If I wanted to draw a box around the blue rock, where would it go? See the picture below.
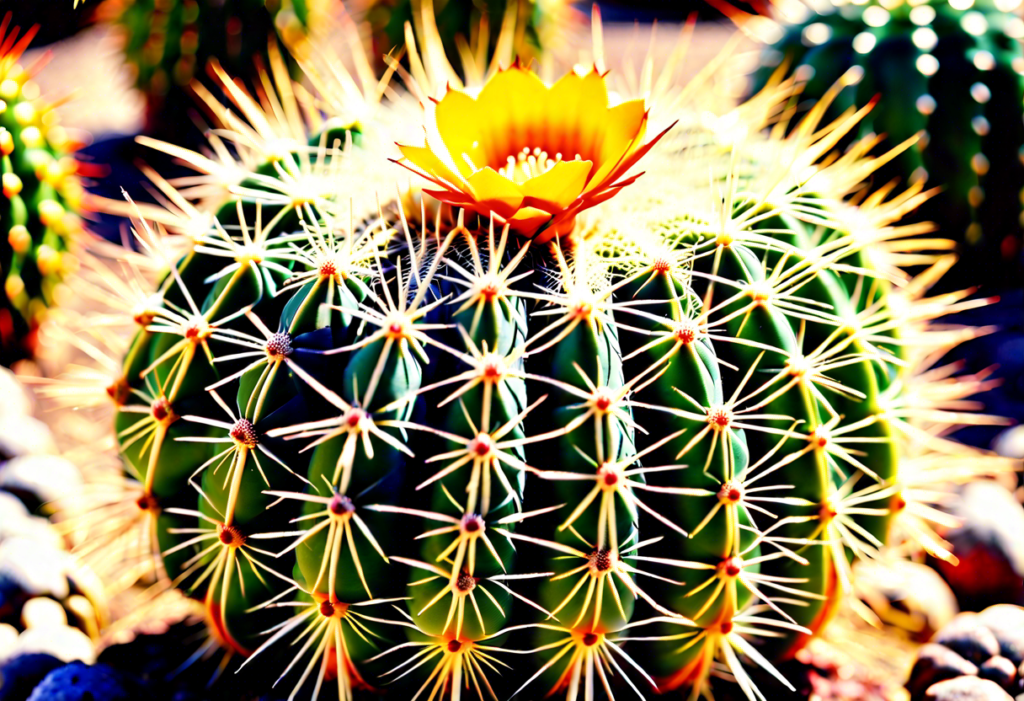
[25,662,139,701]
[0,654,63,701]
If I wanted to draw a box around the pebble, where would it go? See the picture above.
[909,643,980,697]
[935,614,1002,664]
[25,661,137,701]
[925,677,1014,700]
[0,456,81,506]
[979,657,1017,688]
[978,605,1024,665]
[0,653,63,701]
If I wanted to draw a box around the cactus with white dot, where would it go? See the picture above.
[752,0,1024,284]
[0,25,82,362]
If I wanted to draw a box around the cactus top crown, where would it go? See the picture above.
[397,63,669,240]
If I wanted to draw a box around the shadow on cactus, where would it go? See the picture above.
[746,0,1024,289]
[49,8,1017,701]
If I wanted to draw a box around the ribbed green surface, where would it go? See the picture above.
[753,0,1024,284]
[105,119,915,697]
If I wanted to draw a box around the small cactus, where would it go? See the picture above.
[101,0,328,138]
[57,11,1013,701]
[750,0,1024,287]
[356,0,573,76]
[0,22,83,363]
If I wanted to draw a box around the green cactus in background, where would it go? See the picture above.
[56,12,1011,700]
[358,0,567,75]
[0,24,83,363]
[750,0,1024,288]
[100,0,326,138]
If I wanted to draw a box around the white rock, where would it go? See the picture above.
[0,455,82,504]
[0,369,32,419]
[0,538,70,599]
[0,415,56,460]
[14,625,95,664]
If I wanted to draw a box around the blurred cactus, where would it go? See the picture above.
[98,0,328,138]
[0,21,84,364]
[53,9,1016,701]
[355,0,575,75]
[750,0,1024,288]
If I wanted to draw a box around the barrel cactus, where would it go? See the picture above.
[99,0,328,138]
[56,12,1011,701]
[0,23,84,363]
[749,0,1024,287]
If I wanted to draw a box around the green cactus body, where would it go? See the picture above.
[753,0,1024,285]
[363,0,552,76]
[109,0,321,137]
[105,163,916,701]
[0,30,83,363]
[81,33,983,698]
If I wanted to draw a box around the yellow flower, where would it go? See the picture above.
[396,63,670,242]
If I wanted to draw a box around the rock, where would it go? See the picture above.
[855,559,959,641]
[910,643,980,698]
[13,627,94,666]
[936,614,1003,665]
[0,417,55,463]
[0,371,32,421]
[925,677,1014,700]
[993,425,1024,460]
[0,654,63,701]
[25,661,139,701]
[937,481,1024,608]
[978,605,1024,665]
[979,657,1017,689]
[0,457,81,509]
[0,539,72,601]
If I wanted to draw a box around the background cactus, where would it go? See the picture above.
[354,0,572,76]
[48,11,1013,701]
[0,23,84,364]
[749,0,1024,289]
[97,0,328,139]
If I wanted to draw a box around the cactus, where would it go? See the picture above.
[100,0,327,138]
[749,0,1024,287]
[55,11,1014,701]
[355,0,573,76]
[0,22,84,364]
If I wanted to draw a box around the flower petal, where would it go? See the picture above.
[397,144,467,190]
[433,90,488,178]
[465,167,525,220]
[474,68,550,165]
[508,206,555,235]
[520,159,593,213]
[587,100,649,191]
[547,69,610,162]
